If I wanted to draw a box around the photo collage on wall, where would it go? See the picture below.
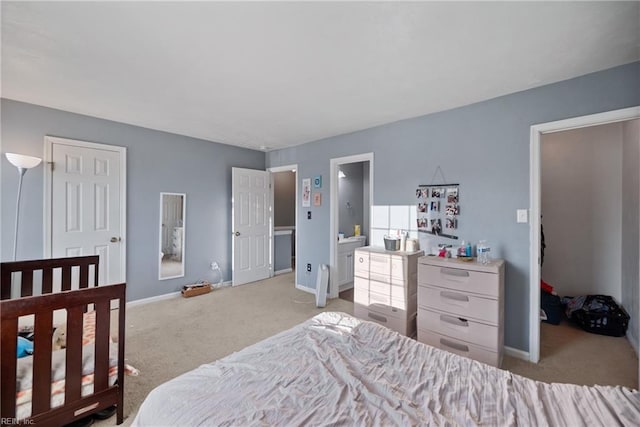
[416,184,460,240]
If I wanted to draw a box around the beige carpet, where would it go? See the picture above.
[504,320,638,389]
[98,273,637,426]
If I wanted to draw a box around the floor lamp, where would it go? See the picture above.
[6,153,42,261]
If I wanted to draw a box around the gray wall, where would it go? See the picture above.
[273,171,295,227]
[622,119,639,353]
[541,124,623,300]
[338,163,364,238]
[0,99,265,301]
[266,61,640,352]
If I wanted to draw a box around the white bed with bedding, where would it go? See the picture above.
[133,312,639,426]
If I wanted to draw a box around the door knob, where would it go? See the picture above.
[110,237,121,243]
[233,231,241,237]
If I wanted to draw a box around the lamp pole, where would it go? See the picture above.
[5,153,42,261]
[12,166,27,261]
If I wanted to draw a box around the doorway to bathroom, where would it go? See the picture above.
[269,165,297,278]
[329,153,373,300]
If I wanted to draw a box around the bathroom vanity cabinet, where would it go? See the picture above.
[336,236,366,289]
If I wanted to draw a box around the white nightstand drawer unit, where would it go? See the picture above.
[354,251,370,278]
[417,257,505,367]
[353,247,424,336]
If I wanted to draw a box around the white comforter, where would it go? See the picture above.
[133,312,639,426]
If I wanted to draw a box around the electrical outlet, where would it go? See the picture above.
[307,211,312,219]
[306,263,312,272]
[516,209,528,223]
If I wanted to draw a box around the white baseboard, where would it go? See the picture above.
[212,280,232,289]
[339,282,354,292]
[275,268,293,276]
[504,346,530,361]
[127,280,232,308]
[127,291,181,308]
[295,283,315,294]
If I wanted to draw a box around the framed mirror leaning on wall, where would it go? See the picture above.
[159,192,186,280]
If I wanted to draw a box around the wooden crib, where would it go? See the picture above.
[1,256,126,426]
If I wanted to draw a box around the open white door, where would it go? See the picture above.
[232,167,271,286]
[46,137,126,286]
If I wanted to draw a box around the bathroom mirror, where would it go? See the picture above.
[159,193,186,280]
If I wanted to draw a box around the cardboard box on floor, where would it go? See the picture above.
[181,282,212,298]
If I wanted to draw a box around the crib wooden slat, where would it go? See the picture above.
[1,268,13,299]
[65,306,84,402]
[32,311,54,414]
[93,262,99,287]
[20,269,34,297]
[42,267,53,294]
[79,263,89,289]
[0,316,18,418]
[62,266,72,291]
[94,302,110,392]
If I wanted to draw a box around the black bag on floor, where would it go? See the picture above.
[541,291,562,325]
[571,295,630,337]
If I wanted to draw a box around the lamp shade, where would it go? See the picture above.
[5,153,42,169]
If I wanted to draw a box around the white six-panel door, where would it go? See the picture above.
[49,139,125,286]
[232,167,271,286]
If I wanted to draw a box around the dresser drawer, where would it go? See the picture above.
[369,252,391,276]
[418,285,498,324]
[358,276,389,296]
[418,307,498,350]
[355,303,415,336]
[419,264,499,297]
[354,250,370,278]
[418,329,500,367]
[354,287,409,318]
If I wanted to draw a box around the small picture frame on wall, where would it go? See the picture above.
[313,192,322,206]
[302,178,311,207]
[314,175,322,188]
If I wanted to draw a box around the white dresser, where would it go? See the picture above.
[353,247,424,337]
[417,256,504,367]
[172,227,183,261]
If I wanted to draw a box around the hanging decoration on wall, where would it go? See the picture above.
[313,192,322,206]
[416,166,460,240]
[313,175,322,188]
[302,178,311,207]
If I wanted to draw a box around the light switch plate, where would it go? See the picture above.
[517,209,528,223]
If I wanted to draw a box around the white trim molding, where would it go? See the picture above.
[295,283,316,295]
[504,346,530,362]
[529,106,640,363]
[329,153,374,299]
[267,164,298,280]
[126,291,181,308]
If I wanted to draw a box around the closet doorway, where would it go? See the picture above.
[529,107,639,387]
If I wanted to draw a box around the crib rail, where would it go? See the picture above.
[1,283,126,426]
[1,256,100,300]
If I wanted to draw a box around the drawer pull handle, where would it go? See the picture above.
[359,257,364,263]
[368,312,387,323]
[440,268,470,278]
[440,291,469,302]
[440,338,469,353]
[441,314,469,327]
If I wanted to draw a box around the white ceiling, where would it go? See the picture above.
[2,2,639,151]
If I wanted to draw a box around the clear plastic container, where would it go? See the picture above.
[477,240,491,264]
